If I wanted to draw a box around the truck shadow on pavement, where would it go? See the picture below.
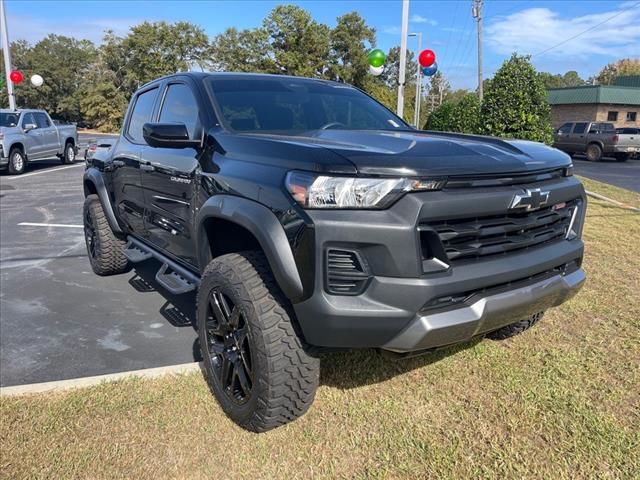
[126,259,203,362]
[126,259,482,389]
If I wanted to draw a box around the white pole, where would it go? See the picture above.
[414,33,422,127]
[0,0,15,109]
[396,0,410,118]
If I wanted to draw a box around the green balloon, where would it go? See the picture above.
[368,49,386,68]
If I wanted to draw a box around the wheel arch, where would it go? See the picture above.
[8,142,25,156]
[83,168,123,234]
[196,195,304,301]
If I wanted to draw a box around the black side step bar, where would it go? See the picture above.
[124,236,200,295]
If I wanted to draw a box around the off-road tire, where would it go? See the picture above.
[83,194,129,276]
[586,143,603,162]
[486,312,544,340]
[8,147,26,175]
[62,142,76,164]
[197,251,320,432]
[614,153,630,162]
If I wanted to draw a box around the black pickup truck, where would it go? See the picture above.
[83,72,586,432]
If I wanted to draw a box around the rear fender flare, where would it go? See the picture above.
[196,195,304,301]
[83,168,123,234]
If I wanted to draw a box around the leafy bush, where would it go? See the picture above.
[481,54,553,144]
[424,93,480,134]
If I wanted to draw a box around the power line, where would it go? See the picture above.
[533,1,640,57]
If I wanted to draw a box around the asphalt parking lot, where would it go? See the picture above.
[0,161,199,387]
[572,155,640,193]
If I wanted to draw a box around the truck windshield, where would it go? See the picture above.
[207,77,410,134]
[0,112,20,127]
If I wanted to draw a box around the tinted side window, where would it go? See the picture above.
[127,88,158,143]
[22,112,36,127]
[35,113,51,128]
[573,123,587,134]
[558,123,573,134]
[159,83,199,138]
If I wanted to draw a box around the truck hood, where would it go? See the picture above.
[251,130,571,177]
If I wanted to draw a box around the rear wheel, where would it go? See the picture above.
[586,143,603,162]
[62,142,76,164]
[8,148,26,175]
[486,312,544,340]
[83,194,129,276]
[197,251,319,432]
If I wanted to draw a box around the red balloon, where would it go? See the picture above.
[9,70,24,84]
[419,49,436,68]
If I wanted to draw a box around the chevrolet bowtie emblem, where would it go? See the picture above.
[510,188,550,211]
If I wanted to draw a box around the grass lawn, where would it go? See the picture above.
[1,178,638,479]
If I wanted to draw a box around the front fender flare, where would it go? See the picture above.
[83,168,123,234]
[196,196,304,301]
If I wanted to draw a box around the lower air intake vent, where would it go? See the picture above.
[326,249,370,295]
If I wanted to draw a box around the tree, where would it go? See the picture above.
[481,54,553,144]
[424,101,455,131]
[450,94,481,133]
[539,70,585,89]
[263,5,331,77]
[596,58,640,85]
[122,21,210,94]
[3,35,96,121]
[328,12,376,88]
[211,27,275,73]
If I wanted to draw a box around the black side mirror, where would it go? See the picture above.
[142,123,200,149]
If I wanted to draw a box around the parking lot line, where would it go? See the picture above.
[18,222,84,228]
[1,163,83,179]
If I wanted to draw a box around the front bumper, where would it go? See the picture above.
[383,268,584,352]
[291,176,586,351]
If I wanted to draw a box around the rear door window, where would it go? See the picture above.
[127,87,159,143]
[572,123,587,134]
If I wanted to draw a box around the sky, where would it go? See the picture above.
[4,0,640,90]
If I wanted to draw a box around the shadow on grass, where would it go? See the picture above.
[320,338,482,389]
[125,259,482,387]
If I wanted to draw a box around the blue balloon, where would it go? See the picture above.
[421,62,438,76]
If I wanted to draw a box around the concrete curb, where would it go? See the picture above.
[585,190,640,212]
[0,362,201,397]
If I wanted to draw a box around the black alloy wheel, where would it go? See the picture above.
[84,207,97,259]
[203,289,253,404]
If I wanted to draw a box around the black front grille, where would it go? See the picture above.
[425,200,579,262]
[326,249,370,295]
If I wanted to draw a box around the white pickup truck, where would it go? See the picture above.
[0,109,78,175]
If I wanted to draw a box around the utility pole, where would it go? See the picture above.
[409,32,422,128]
[0,0,16,109]
[396,0,410,118]
[472,0,483,102]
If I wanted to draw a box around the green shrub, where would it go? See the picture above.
[481,54,553,144]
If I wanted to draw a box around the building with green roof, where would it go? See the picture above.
[547,76,639,128]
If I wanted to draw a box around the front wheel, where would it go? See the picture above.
[62,142,76,164]
[8,148,26,175]
[197,251,320,432]
[486,312,544,340]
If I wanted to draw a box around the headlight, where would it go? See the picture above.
[285,171,446,209]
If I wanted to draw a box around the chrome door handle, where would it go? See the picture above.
[112,160,125,167]
[140,164,155,172]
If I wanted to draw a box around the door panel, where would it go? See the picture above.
[140,81,201,266]
[35,113,59,156]
[111,86,160,236]
[21,113,45,158]
[110,142,146,235]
